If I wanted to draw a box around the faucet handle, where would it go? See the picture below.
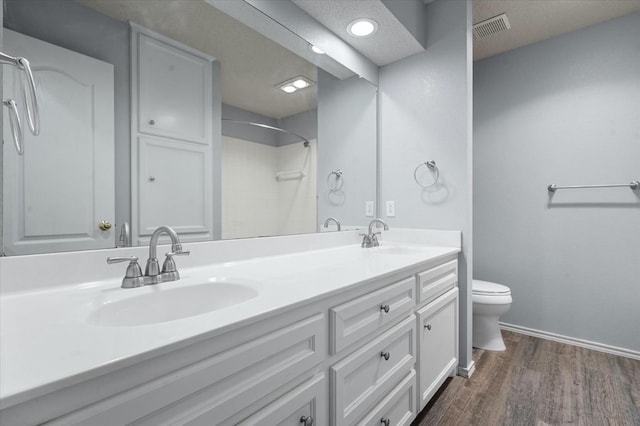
[162,249,190,274]
[107,256,145,288]
[166,249,190,258]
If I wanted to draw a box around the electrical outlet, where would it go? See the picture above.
[386,201,395,217]
[365,201,374,217]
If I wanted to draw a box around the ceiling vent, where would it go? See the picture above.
[473,13,511,40]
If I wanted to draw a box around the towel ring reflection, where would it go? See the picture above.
[3,99,23,155]
[414,161,439,188]
[327,170,344,191]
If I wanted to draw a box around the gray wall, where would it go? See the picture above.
[4,0,131,237]
[379,0,473,371]
[317,70,377,228]
[474,13,640,353]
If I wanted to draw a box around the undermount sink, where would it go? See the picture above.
[88,282,259,327]
[372,246,426,255]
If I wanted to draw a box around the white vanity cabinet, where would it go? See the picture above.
[130,23,214,245]
[415,260,459,411]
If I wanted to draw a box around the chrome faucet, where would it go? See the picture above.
[362,218,389,248]
[107,226,190,288]
[323,217,341,231]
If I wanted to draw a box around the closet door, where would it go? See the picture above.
[131,24,214,245]
[135,31,211,144]
[2,29,115,255]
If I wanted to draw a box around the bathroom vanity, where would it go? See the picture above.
[0,229,460,425]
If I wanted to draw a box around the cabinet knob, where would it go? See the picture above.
[380,351,390,361]
[300,415,314,426]
[149,119,155,125]
[381,418,390,426]
[99,220,112,231]
[380,304,390,313]
[425,323,432,331]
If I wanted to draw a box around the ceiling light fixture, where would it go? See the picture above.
[277,75,315,94]
[311,45,325,54]
[347,18,378,37]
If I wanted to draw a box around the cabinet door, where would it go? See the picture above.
[2,29,115,255]
[417,287,458,410]
[236,374,326,426]
[135,31,212,144]
[136,135,212,243]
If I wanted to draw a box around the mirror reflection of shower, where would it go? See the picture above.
[221,117,317,240]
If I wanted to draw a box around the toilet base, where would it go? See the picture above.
[473,314,506,351]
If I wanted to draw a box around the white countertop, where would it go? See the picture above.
[0,231,460,409]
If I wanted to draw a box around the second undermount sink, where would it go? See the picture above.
[88,282,258,327]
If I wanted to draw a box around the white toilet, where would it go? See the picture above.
[472,279,512,351]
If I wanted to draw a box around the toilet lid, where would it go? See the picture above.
[473,279,511,295]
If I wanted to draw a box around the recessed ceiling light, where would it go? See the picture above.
[277,75,315,94]
[347,18,378,37]
[311,45,325,54]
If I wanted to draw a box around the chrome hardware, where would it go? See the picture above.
[380,304,390,313]
[380,351,390,361]
[110,226,190,289]
[149,176,156,182]
[118,222,131,247]
[148,119,155,125]
[327,169,344,191]
[425,323,432,330]
[300,416,314,426]
[323,217,341,231]
[107,256,145,288]
[222,119,311,148]
[1,53,40,136]
[362,218,389,248]
[548,180,639,192]
[99,220,112,231]
[3,99,23,155]
[381,418,390,426]
[414,160,440,188]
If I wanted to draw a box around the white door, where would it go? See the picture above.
[2,29,115,255]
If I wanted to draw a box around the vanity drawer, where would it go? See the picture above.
[50,314,325,426]
[356,370,417,426]
[417,259,457,306]
[330,276,416,354]
[330,316,416,426]
[235,373,325,426]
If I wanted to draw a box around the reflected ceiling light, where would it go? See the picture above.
[347,18,378,37]
[311,45,325,54]
[277,75,315,94]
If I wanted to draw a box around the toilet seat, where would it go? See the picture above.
[473,279,511,296]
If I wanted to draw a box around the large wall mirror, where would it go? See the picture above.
[1,0,378,255]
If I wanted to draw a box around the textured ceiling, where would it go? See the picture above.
[291,0,424,66]
[79,0,317,119]
[473,0,640,61]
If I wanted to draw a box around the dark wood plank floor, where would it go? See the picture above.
[413,331,640,426]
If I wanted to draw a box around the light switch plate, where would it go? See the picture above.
[365,201,374,217]
[386,201,395,217]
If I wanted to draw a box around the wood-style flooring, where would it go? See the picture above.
[413,331,640,426]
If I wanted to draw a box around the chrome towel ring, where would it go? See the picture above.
[414,161,439,188]
[327,169,344,191]
[3,99,23,155]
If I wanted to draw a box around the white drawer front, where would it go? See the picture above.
[417,259,457,306]
[356,370,417,426]
[236,373,326,426]
[330,276,416,354]
[417,288,458,409]
[49,314,325,426]
[331,316,416,426]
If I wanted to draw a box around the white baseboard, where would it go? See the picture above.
[500,322,640,361]
[457,360,476,378]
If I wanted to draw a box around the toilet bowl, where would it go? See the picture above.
[472,279,512,351]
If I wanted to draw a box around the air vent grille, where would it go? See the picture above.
[473,13,511,40]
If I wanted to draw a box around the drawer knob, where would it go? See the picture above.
[380,351,390,361]
[380,304,390,313]
[425,323,432,331]
[149,119,155,125]
[300,415,314,426]
[381,418,390,426]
